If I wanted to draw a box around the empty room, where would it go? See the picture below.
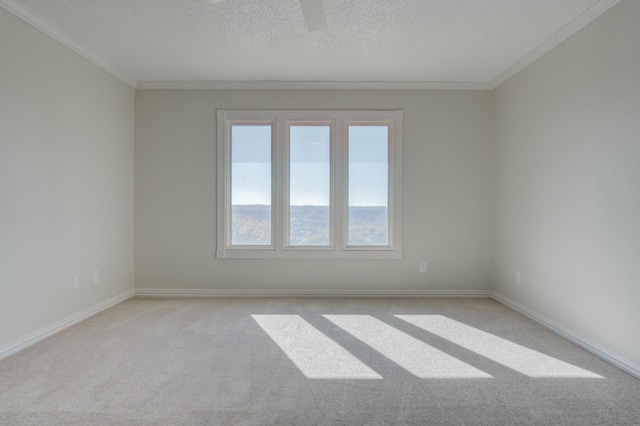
[1,0,639,424]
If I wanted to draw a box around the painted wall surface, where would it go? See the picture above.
[0,8,135,348]
[492,0,640,365]
[135,90,493,292]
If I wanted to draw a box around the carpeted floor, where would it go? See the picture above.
[0,297,638,425]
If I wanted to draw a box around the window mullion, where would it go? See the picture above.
[283,120,292,250]
[392,111,403,256]
[328,119,336,250]
[333,118,346,253]
[386,123,393,249]
[274,118,285,252]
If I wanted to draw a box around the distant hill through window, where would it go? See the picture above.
[231,205,388,246]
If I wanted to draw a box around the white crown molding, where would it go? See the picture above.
[491,291,640,380]
[0,0,136,88]
[0,289,135,361]
[136,288,491,298]
[2,0,622,92]
[489,0,623,89]
[135,80,493,91]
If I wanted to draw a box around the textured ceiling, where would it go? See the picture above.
[3,0,609,85]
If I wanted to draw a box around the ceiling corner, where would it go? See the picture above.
[488,0,623,90]
[0,0,136,88]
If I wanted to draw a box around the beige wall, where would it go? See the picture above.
[492,0,640,365]
[0,8,135,349]
[135,90,493,292]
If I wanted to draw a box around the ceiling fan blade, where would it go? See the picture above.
[299,0,327,32]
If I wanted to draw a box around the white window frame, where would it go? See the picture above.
[216,110,403,260]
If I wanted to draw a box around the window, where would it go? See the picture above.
[216,110,402,259]
[231,124,273,246]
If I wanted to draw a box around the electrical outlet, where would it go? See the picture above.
[419,261,427,273]
[93,270,100,284]
[72,274,79,291]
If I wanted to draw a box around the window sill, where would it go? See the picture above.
[216,249,402,260]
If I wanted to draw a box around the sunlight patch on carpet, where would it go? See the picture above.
[252,315,381,379]
[324,315,492,379]
[396,315,603,378]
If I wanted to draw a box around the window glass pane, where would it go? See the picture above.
[289,125,331,246]
[231,125,272,245]
[348,126,389,246]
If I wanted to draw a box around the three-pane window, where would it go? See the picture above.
[217,110,402,259]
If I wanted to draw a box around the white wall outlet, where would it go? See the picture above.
[72,274,79,291]
[93,270,100,284]
[419,261,427,273]
[515,271,521,285]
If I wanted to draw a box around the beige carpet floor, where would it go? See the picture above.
[0,297,639,425]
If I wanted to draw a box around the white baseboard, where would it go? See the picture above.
[491,291,640,380]
[0,289,135,361]
[136,288,491,298]
[6,287,636,381]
